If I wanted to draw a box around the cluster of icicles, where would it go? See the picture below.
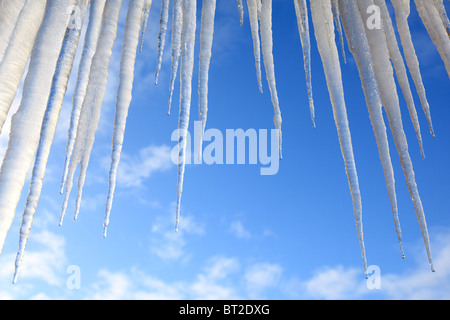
[0,0,448,283]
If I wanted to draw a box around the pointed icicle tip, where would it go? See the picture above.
[12,273,18,284]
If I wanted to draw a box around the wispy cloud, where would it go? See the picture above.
[299,230,450,300]
[229,220,251,239]
[150,210,205,261]
[244,263,283,298]
[116,144,173,188]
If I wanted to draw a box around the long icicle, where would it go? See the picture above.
[331,0,347,64]
[61,0,107,194]
[432,0,450,32]
[198,0,217,160]
[60,0,123,225]
[0,0,73,254]
[247,0,263,93]
[13,0,88,283]
[260,0,282,159]
[237,0,244,26]
[155,0,170,84]
[358,0,434,272]
[0,0,27,62]
[175,0,197,232]
[294,0,315,128]
[139,0,152,53]
[415,0,450,78]
[310,0,367,277]
[375,0,425,158]
[0,0,48,134]
[339,0,404,259]
[167,0,183,115]
[391,0,435,137]
[104,0,148,238]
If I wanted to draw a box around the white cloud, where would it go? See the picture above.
[303,265,367,299]
[86,256,242,300]
[116,144,173,188]
[189,256,241,300]
[301,230,450,300]
[150,212,205,261]
[244,263,283,298]
[0,229,69,300]
[229,220,251,239]
[11,230,67,286]
[89,269,133,300]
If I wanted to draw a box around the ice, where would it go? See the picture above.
[339,0,404,258]
[0,0,73,254]
[294,0,315,128]
[237,0,244,26]
[197,0,217,159]
[104,0,147,237]
[0,0,47,133]
[432,0,450,32]
[415,0,450,78]
[0,0,27,61]
[60,0,123,225]
[139,0,152,54]
[175,0,197,231]
[260,0,282,159]
[331,0,347,64]
[61,0,107,194]
[155,0,169,84]
[392,0,435,137]
[167,0,183,115]
[247,0,263,93]
[0,0,444,279]
[358,0,434,272]
[13,0,88,283]
[375,0,424,158]
[310,0,367,277]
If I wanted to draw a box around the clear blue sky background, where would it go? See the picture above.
[0,0,449,299]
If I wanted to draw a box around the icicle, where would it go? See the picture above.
[0,0,47,134]
[294,0,315,128]
[237,0,244,26]
[375,0,424,158]
[260,0,282,159]
[339,0,404,259]
[358,0,434,272]
[60,0,123,225]
[415,0,450,78]
[0,0,73,254]
[257,0,262,20]
[391,0,435,137]
[310,0,367,277]
[104,0,147,238]
[13,0,88,284]
[167,0,183,115]
[61,0,107,194]
[175,0,197,232]
[197,0,217,159]
[331,0,347,64]
[139,0,152,53]
[247,0,263,93]
[155,0,169,84]
[432,0,450,32]
[0,0,26,62]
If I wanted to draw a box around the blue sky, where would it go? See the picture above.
[0,0,450,299]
